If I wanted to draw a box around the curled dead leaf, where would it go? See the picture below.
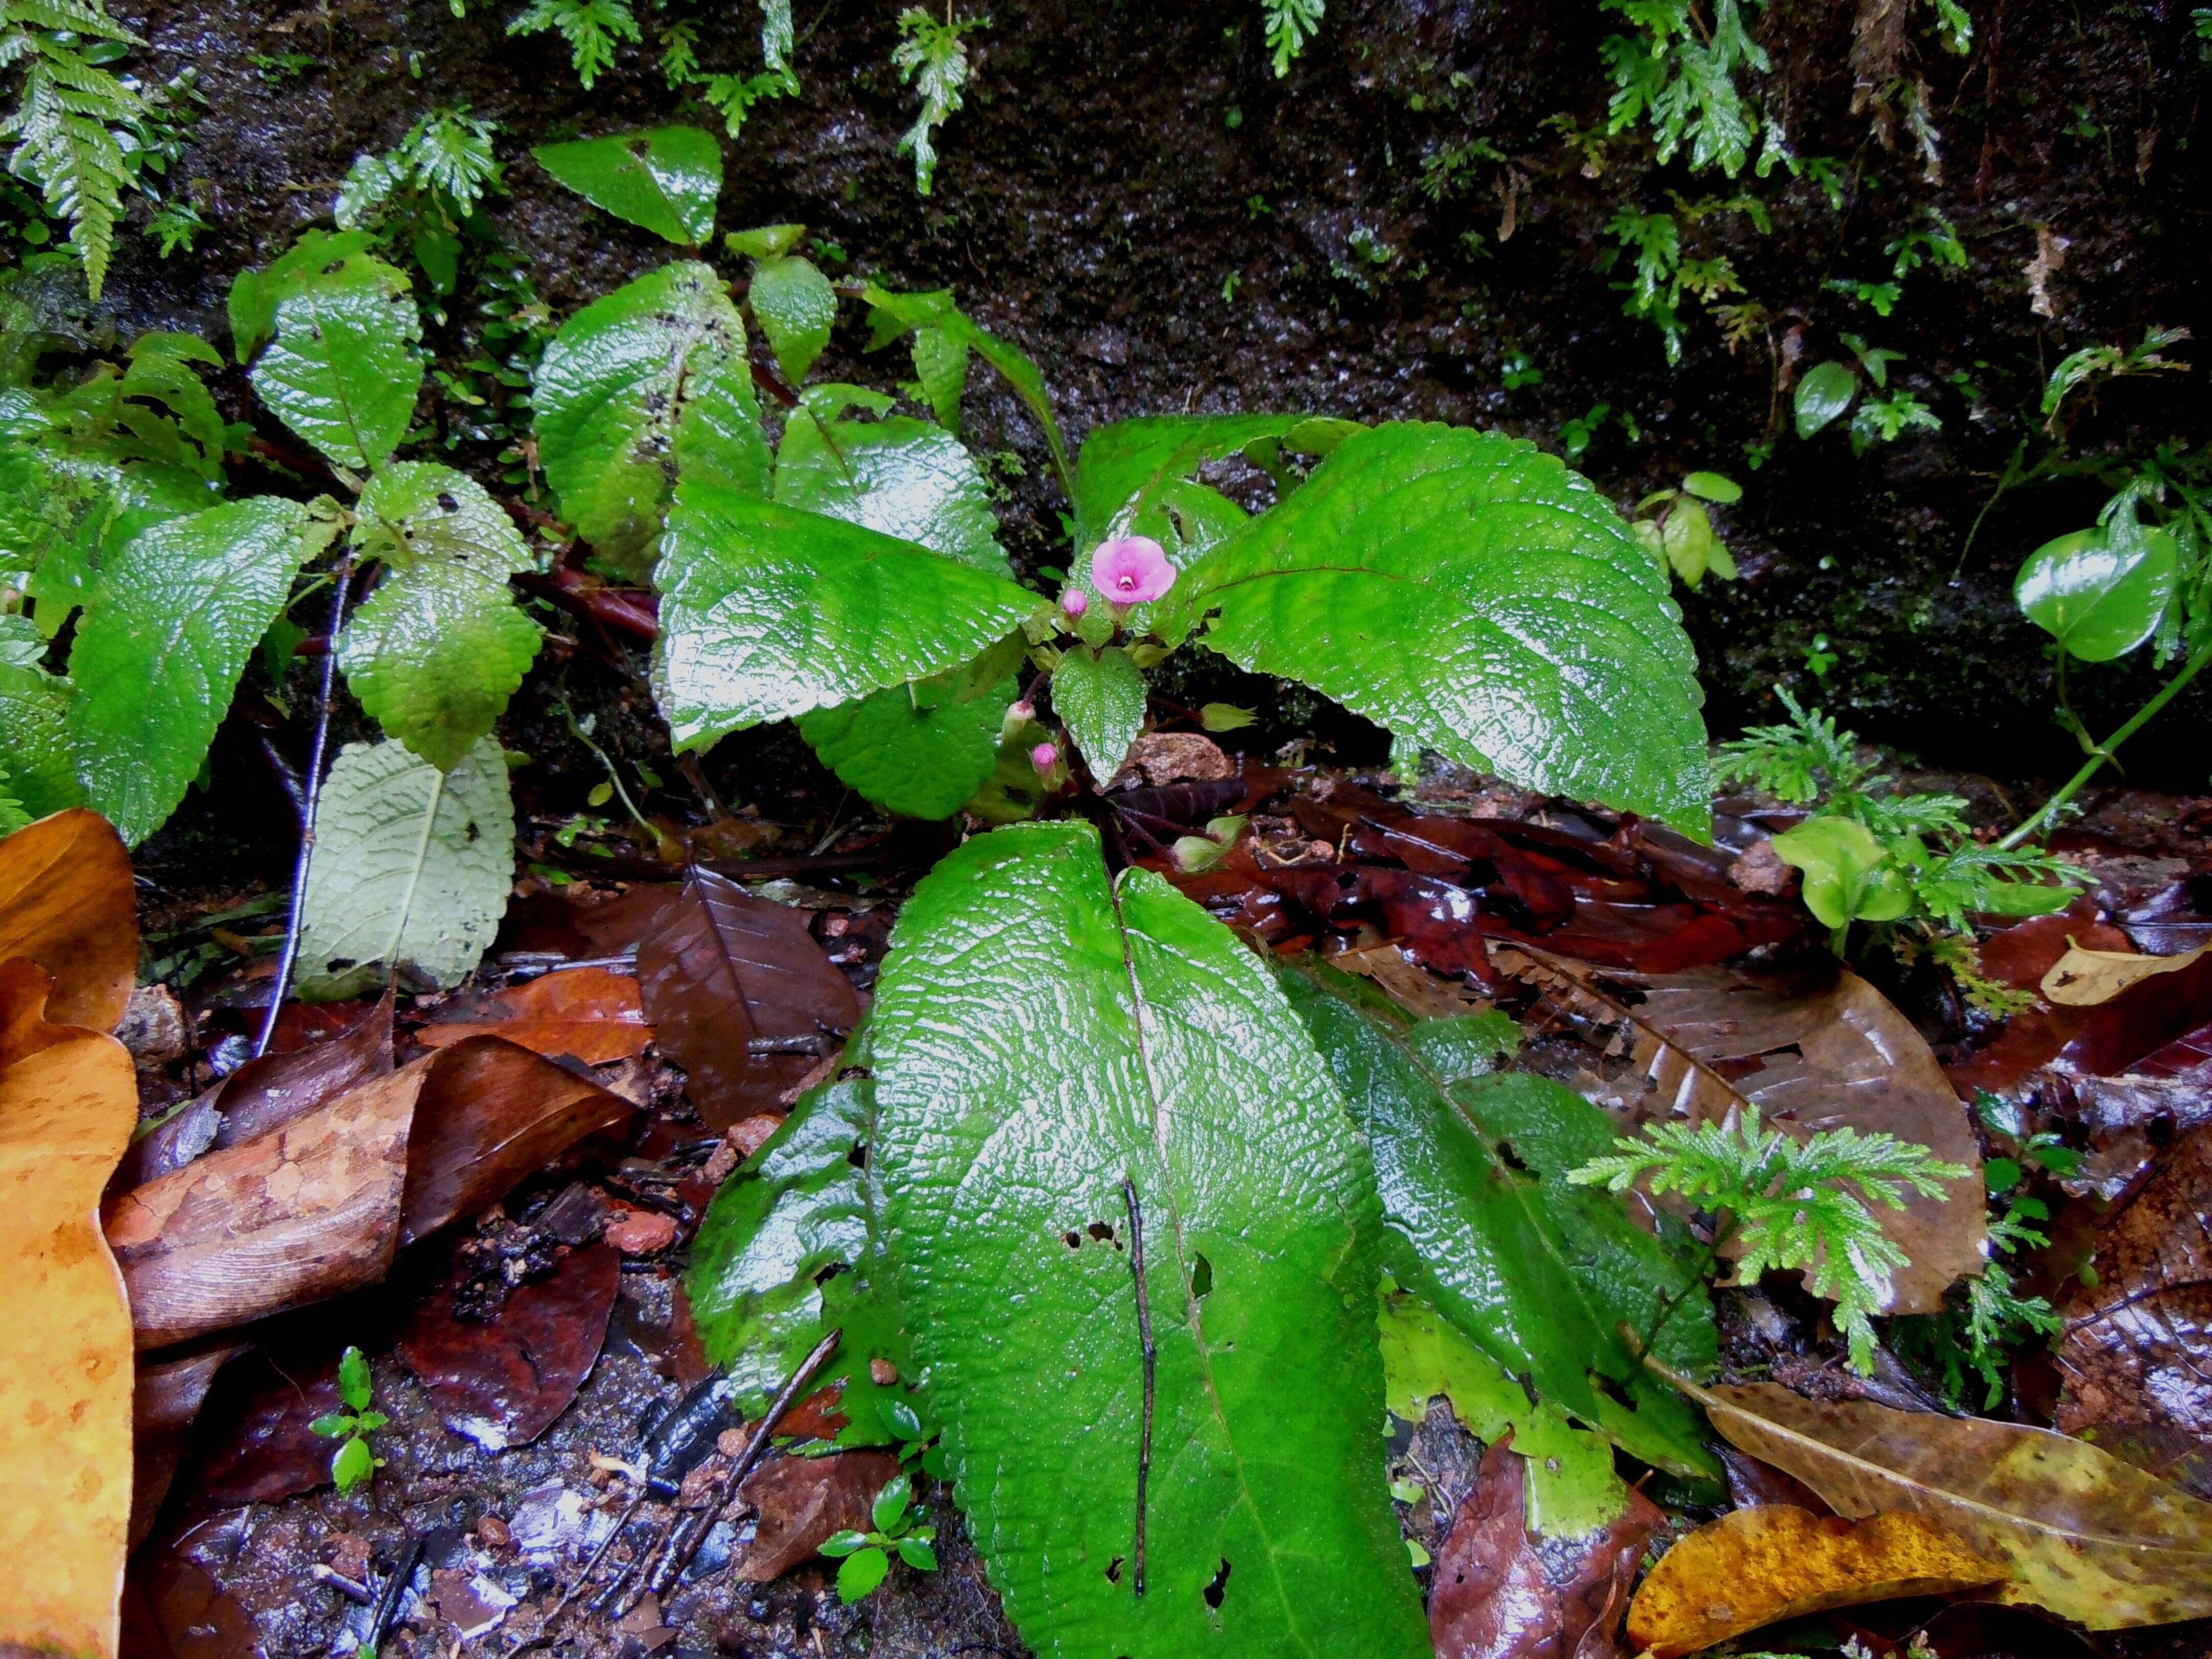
[0,957,139,1659]
[417,965,653,1063]
[1627,1504,2006,1657]
[0,808,139,1030]
[2043,940,2210,1007]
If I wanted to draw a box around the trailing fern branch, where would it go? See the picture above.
[891,6,987,197]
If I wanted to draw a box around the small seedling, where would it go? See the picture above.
[309,1346,389,1493]
[821,1473,939,1602]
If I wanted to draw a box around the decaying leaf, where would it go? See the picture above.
[1627,1504,2006,1657]
[0,958,139,1659]
[1652,1359,2212,1629]
[733,1449,904,1581]
[1429,1435,1662,1659]
[636,868,863,1130]
[1517,950,1983,1312]
[130,1347,243,1551]
[417,965,652,1062]
[0,807,140,1030]
[2043,940,2210,1007]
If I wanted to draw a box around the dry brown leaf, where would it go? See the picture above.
[1627,1505,2006,1657]
[1651,1358,2212,1629]
[1331,941,1498,1021]
[733,1449,903,1581]
[129,1347,243,1551]
[417,965,653,1063]
[0,808,139,1030]
[0,957,139,1659]
[2043,941,2210,1007]
[1513,950,1984,1312]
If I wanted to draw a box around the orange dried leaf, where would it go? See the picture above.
[1627,1505,2006,1657]
[0,958,139,1659]
[416,965,652,1062]
[0,809,139,1031]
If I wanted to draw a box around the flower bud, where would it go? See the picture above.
[1061,589,1089,619]
[1031,741,1059,772]
[1009,699,1035,723]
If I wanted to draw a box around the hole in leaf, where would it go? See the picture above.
[1495,1140,1532,1174]
[1064,1230,1083,1249]
[1190,1254,1214,1299]
[847,1144,867,1168]
[1203,1558,1231,1608]
[1105,1556,1124,1584]
[1087,1221,1116,1243]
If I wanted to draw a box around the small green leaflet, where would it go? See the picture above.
[351,460,533,573]
[296,736,515,997]
[1794,360,1857,439]
[651,485,1038,753]
[2015,524,2180,663]
[533,261,767,573]
[243,243,422,471]
[1050,644,1145,781]
[748,254,838,383]
[861,286,1070,493]
[796,675,1014,820]
[68,497,341,845]
[1162,421,1712,837]
[1272,960,1718,1478]
[531,126,723,247]
[685,1076,915,1442]
[868,821,1431,1659]
[774,386,1008,575]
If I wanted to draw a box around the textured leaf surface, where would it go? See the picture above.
[339,560,542,770]
[0,626,81,817]
[652,485,1037,752]
[1051,644,1146,781]
[534,261,767,571]
[1072,413,1311,550]
[296,737,515,997]
[1654,1362,2212,1630]
[861,286,1069,488]
[1164,423,1710,834]
[247,249,421,470]
[796,673,1013,819]
[69,497,338,844]
[1277,961,1716,1476]
[867,820,1430,1659]
[7,449,218,637]
[352,461,533,573]
[686,1078,912,1439]
[530,127,722,246]
[749,254,838,382]
[774,392,1008,574]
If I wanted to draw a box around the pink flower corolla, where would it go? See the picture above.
[1090,536,1177,605]
[1060,588,1089,619]
[1031,741,1059,772]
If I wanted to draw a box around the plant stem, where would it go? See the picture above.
[253,555,353,1058]
[1998,640,2212,849]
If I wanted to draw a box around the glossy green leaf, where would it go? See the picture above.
[338,1345,372,1410]
[898,1536,939,1570]
[0,619,80,817]
[820,1529,869,1558]
[531,126,722,246]
[1274,960,1717,1477]
[861,286,1069,491]
[774,389,1008,575]
[1657,497,1736,588]
[351,460,533,575]
[246,246,421,471]
[68,497,339,844]
[651,485,1038,753]
[836,1546,890,1603]
[9,452,217,637]
[226,229,378,364]
[1072,413,1313,552]
[868,820,1431,1659]
[339,561,541,771]
[725,222,806,259]
[796,673,1014,819]
[749,253,837,382]
[1051,643,1145,781]
[2014,525,2180,663]
[1680,470,1741,504]
[1165,422,1711,836]
[872,1473,912,1533]
[1770,815,1913,930]
[296,736,514,997]
[330,1435,374,1492]
[685,1077,913,1442]
[307,1412,352,1438]
[1794,360,1858,439]
[534,261,767,573]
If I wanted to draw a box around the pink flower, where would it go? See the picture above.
[1060,588,1089,619]
[1091,536,1177,605]
[1031,741,1059,772]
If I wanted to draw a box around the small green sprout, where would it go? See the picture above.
[309,1347,389,1493]
[821,1472,938,1602]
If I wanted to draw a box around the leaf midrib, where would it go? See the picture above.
[375,760,453,973]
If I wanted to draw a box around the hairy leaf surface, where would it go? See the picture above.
[1275,960,1716,1476]
[748,253,837,382]
[339,561,541,771]
[0,645,79,818]
[534,261,767,572]
[796,673,1013,819]
[1163,423,1710,834]
[652,485,1037,752]
[867,820,1430,1659]
[530,126,721,247]
[68,497,339,844]
[296,737,514,997]
[774,389,1008,574]
[246,247,421,471]
[1051,644,1145,781]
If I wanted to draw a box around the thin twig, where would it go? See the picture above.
[364,1533,423,1653]
[1120,1176,1155,1599]
[254,554,352,1058]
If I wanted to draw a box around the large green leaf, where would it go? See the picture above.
[9,451,217,637]
[68,497,339,844]
[338,463,541,769]
[796,672,1014,819]
[246,245,422,471]
[861,286,1070,492]
[651,485,1038,753]
[1051,643,1145,781]
[1073,413,1324,550]
[226,229,378,364]
[0,618,80,817]
[774,387,1009,575]
[748,253,837,382]
[296,735,515,997]
[534,261,768,573]
[2015,525,2180,663]
[531,127,722,247]
[686,1077,914,1442]
[867,820,1430,1659]
[1272,959,1718,1477]
[1164,422,1711,835]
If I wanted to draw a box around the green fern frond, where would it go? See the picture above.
[891,5,987,196]
[1260,0,1323,76]
[506,0,639,89]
